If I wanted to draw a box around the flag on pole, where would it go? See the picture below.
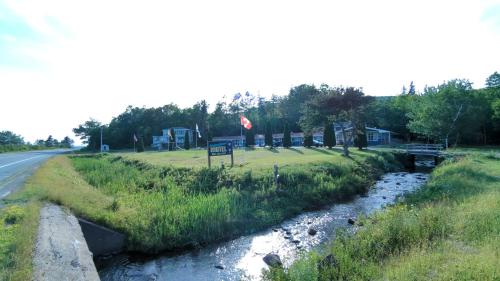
[240,115,252,130]
[133,134,138,142]
[167,129,172,139]
[233,92,242,101]
[195,124,202,138]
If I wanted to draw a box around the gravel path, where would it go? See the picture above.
[33,203,100,281]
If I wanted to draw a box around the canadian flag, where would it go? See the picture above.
[240,115,252,130]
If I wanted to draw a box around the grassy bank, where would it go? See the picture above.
[12,148,402,253]
[264,153,500,281]
[0,202,41,281]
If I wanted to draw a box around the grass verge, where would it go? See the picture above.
[11,148,402,254]
[0,201,41,281]
[263,154,500,281]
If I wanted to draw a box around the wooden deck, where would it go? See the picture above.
[406,144,443,156]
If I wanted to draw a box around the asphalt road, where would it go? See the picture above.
[0,149,69,202]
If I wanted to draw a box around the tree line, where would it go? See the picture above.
[74,72,500,151]
[0,131,74,153]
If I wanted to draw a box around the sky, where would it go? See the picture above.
[1,0,500,144]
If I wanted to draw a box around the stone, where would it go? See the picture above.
[263,253,282,267]
[347,218,356,225]
[308,228,317,236]
[292,239,300,244]
[318,254,337,270]
[215,265,224,270]
[382,196,387,199]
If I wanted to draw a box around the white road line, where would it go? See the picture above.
[0,155,44,169]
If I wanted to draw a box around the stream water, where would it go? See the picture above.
[98,167,430,281]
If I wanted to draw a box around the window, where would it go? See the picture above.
[367,132,375,141]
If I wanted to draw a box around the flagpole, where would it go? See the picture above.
[133,135,136,152]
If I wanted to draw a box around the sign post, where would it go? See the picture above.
[207,140,234,168]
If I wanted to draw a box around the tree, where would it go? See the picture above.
[323,123,335,148]
[353,126,367,150]
[407,79,472,148]
[492,99,500,128]
[280,84,320,132]
[486,71,500,88]
[60,136,74,148]
[283,123,291,148]
[304,134,313,148]
[184,130,190,150]
[265,120,273,147]
[245,128,255,147]
[170,128,176,150]
[73,119,102,151]
[137,137,145,152]
[408,81,416,95]
[300,86,372,156]
[0,131,24,145]
[45,135,54,147]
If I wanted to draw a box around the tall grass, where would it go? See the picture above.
[264,154,500,281]
[17,150,399,253]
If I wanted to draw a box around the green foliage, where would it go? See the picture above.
[303,134,313,148]
[73,119,102,150]
[63,150,397,253]
[0,203,41,281]
[283,123,291,148]
[170,128,176,150]
[485,71,500,88]
[406,79,483,146]
[266,154,500,281]
[137,137,145,152]
[265,120,273,147]
[353,127,367,150]
[0,131,24,145]
[245,127,255,146]
[323,123,335,148]
[184,130,190,150]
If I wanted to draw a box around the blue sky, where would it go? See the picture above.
[1,0,500,144]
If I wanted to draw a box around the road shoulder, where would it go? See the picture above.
[33,203,100,281]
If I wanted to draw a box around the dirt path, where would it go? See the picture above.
[33,203,100,281]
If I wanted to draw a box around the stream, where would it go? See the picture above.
[98,164,431,281]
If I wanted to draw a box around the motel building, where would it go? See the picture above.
[152,124,391,149]
[212,131,325,148]
[152,127,194,149]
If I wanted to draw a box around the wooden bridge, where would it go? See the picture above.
[406,144,443,156]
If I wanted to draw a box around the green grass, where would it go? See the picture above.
[264,154,500,281]
[117,147,379,172]
[12,148,402,253]
[0,202,41,281]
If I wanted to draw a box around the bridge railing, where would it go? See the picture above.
[406,143,444,154]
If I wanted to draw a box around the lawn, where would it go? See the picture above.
[264,153,500,281]
[117,147,378,172]
[9,147,403,254]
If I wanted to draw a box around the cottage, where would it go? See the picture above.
[334,123,391,146]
